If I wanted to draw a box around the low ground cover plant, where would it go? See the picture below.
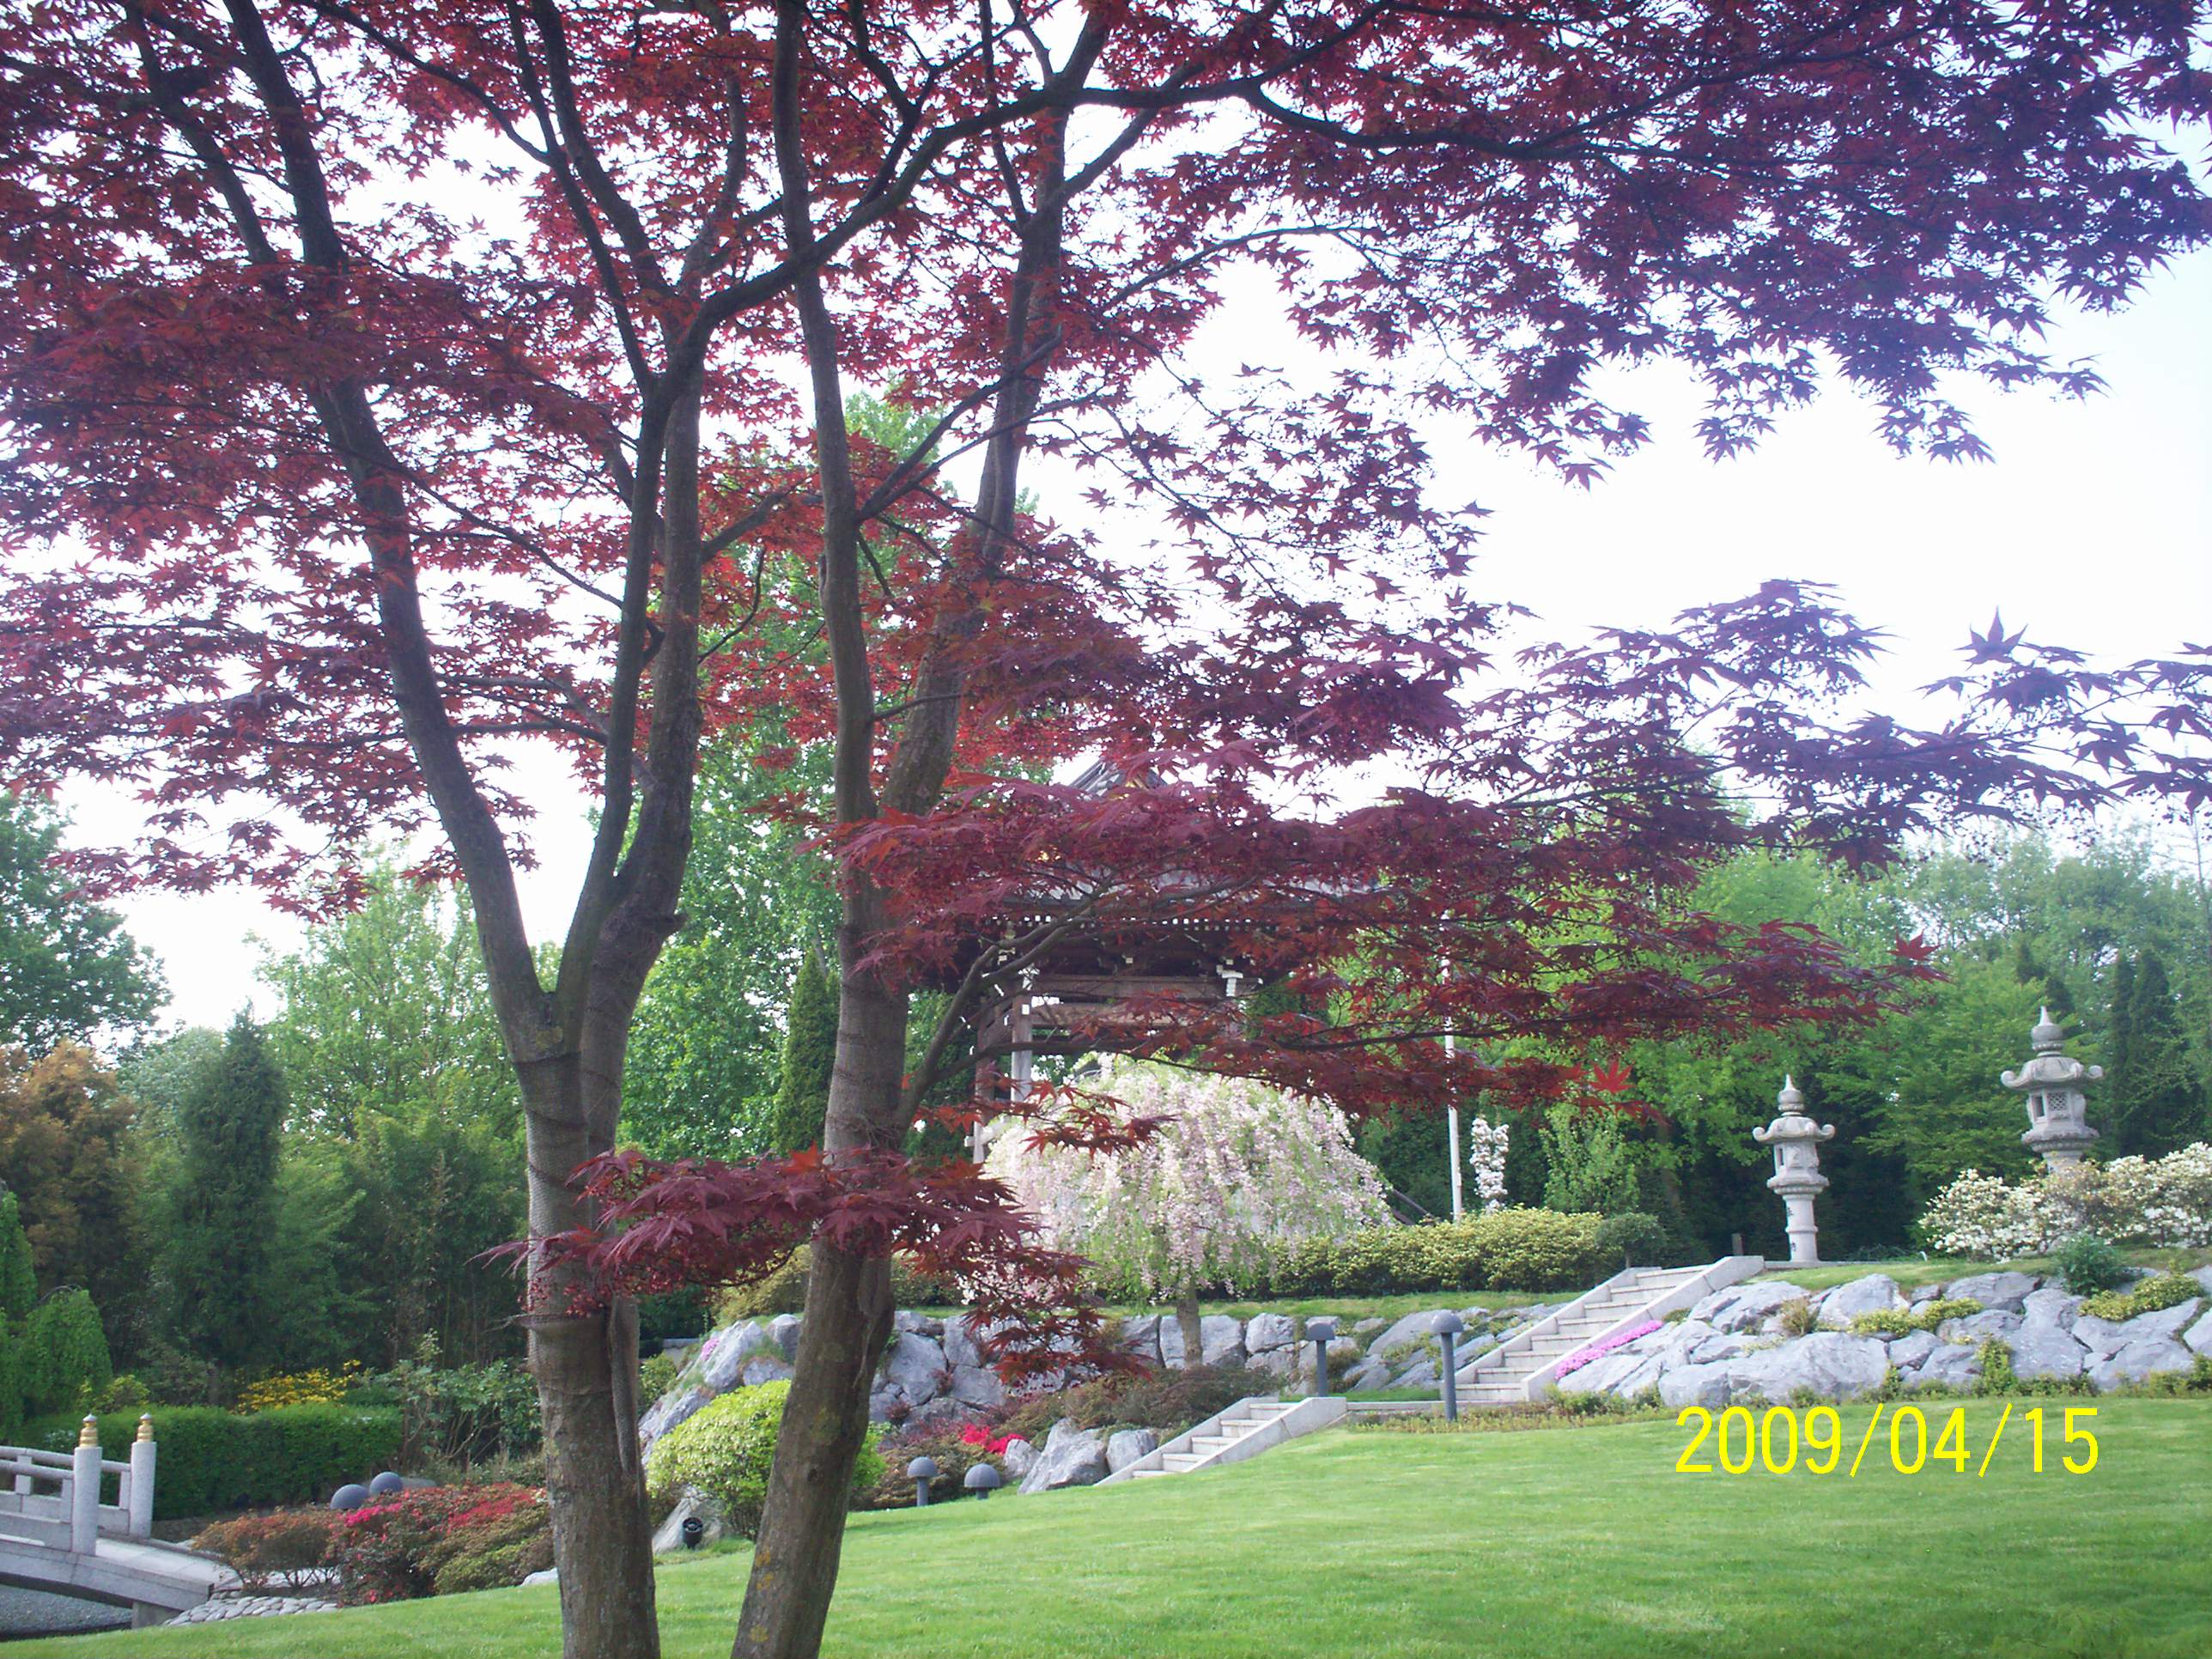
[1847,1298,1982,1337]
[2078,1273,2201,1322]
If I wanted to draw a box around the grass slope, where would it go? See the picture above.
[18,1398,2209,1659]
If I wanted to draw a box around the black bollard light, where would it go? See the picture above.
[1306,1317,1338,1397]
[963,1463,1003,1501]
[680,1516,705,1550]
[908,1455,940,1508]
[1430,1310,1466,1422]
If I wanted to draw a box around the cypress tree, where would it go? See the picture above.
[0,1192,33,1434]
[168,1014,287,1378]
[2114,952,2201,1156]
[23,1286,110,1414]
[765,950,838,1156]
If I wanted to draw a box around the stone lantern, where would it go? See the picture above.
[2002,1008,2101,1171]
[1753,1076,1835,1267]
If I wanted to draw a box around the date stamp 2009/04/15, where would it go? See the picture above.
[1674,1403,2099,1478]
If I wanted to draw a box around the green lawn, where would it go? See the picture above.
[20,1397,2210,1659]
[1747,1246,2210,1294]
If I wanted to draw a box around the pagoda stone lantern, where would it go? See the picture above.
[1753,1076,1835,1267]
[2002,1008,2101,1171]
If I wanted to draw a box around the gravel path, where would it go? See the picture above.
[0,1584,131,1640]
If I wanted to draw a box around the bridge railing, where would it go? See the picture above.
[0,1415,156,1553]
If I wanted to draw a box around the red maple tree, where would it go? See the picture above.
[3,4,2209,1657]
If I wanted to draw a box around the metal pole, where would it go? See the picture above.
[1446,1104,1464,1222]
[1440,1333,1459,1421]
[1311,1337,1328,1396]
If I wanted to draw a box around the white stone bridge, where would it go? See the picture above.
[0,1416,232,1627]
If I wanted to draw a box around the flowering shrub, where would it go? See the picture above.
[1556,1320,1660,1379]
[193,1508,346,1593]
[1919,1144,2212,1256]
[989,1059,1389,1301]
[235,1364,362,1413]
[336,1482,549,1604]
[1467,1115,1510,1210]
[957,1423,1018,1455]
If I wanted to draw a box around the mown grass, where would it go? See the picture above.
[18,1396,2209,1659]
[1747,1246,2209,1295]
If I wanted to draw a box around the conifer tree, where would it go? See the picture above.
[167,1015,286,1379]
[2112,952,2203,1156]
[0,1192,34,1434]
[765,951,838,1158]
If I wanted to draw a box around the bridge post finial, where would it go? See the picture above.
[76,1415,97,1448]
[136,1413,153,1443]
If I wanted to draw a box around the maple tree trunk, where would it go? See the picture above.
[732,918,907,1659]
[522,1054,661,1659]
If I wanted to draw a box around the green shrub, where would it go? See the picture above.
[1593,1212,1670,1268]
[1848,1297,1983,1338]
[350,1346,538,1468]
[1272,1209,1606,1295]
[1775,1297,1820,1338]
[2052,1234,2131,1294]
[647,1381,881,1538]
[640,1351,680,1408]
[23,1289,112,1416]
[2079,1273,2201,1322]
[192,1508,346,1593]
[33,1403,401,1519]
[1974,1338,2018,1395]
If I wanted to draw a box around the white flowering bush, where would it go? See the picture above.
[1467,1115,1510,1210]
[988,1059,1390,1301]
[1920,1143,2212,1256]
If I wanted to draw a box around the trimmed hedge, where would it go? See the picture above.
[1270,1208,1608,1296]
[27,1403,401,1520]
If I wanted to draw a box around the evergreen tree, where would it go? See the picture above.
[764,951,837,1157]
[0,1192,34,1322]
[166,1015,286,1379]
[2112,951,2203,1155]
[22,1286,109,1415]
[1357,1107,1453,1219]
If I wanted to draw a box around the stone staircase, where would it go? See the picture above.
[1099,1393,1348,1485]
[1455,1256,1764,1407]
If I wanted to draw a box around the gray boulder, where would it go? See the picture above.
[1118,1316,1161,1364]
[1907,1342,1981,1392]
[2090,1339,2196,1391]
[2118,1297,2205,1344]
[1725,1332,1889,1403]
[1341,1357,1391,1392]
[1352,1316,1387,1337]
[893,1310,944,1338]
[1157,1319,1188,1369]
[1689,1281,1808,1334]
[1000,1437,1037,1480]
[1559,1349,1662,1401]
[1104,1429,1158,1474]
[1017,1419,1109,1494]
[650,1486,725,1555]
[1886,1332,1939,1372]
[1818,1274,1906,1322]
[522,1568,559,1588]
[638,1387,710,1454]
[1245,1312,1295,1354]
[698,1321,769,1392]
[766,1314,803,1360]
[1367,1310,1449,1364]
[1390,1354,1439,1389]
[949,1364,1006,1410]
[1658,1362,1731,1409]
[1247,1346,1297,1378]
[2020,1287,2081,1328]
[881,1331,945,1404]
[942,1316,983,1370]
[1944,1271,2038,1311]
[2191,1267,2212,1297]
[1936,1310,2022,1344]
[2006,1321,2087,1382]
[2185,1309,2212,1356]
[1200,1315,1247,1367]
[739,1356,793,1387]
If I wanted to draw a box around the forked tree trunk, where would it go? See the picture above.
[521,1053,660,1659]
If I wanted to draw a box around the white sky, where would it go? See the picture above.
[66,245,2212,1032]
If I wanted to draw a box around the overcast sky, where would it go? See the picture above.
[64,245,2211,1033]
